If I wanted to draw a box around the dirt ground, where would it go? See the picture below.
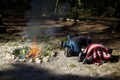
[0,19,120,80]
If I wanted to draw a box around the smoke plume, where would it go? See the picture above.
[22,0,62,41]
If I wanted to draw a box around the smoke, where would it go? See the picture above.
[21,0,71,41]
[21,0,62,41]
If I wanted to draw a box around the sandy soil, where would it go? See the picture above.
[0,19,120,80]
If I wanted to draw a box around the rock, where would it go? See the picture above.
[5,53,12,60]
[11,54,15,60]
[70,19,74,21]
[66,18,70,21]
[28,59,33,63]
[76,19,80,22]
[43,56,49,62]
[18,59,26,62]
[35,58,41,64]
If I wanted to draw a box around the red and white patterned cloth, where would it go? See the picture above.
[83,44,112,65]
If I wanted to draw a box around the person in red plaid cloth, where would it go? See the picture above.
[78,44,113,65]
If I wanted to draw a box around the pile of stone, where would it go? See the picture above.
[5,44,57,64]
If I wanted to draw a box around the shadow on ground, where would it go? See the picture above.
[110,55,120,63]
[0,63,119,80]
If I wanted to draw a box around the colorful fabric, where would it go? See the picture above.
[83,44,111,65]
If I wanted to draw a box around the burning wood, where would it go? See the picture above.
[26,37,41,59]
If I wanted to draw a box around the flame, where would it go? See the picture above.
[26,36,41,59]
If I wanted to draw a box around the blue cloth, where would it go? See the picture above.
[63,35,81,54]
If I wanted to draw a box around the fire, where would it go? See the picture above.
[26,36,41,59]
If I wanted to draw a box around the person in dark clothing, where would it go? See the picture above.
[60,35,92,56]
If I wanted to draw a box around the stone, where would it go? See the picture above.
[43,56,49,62]
[11,54,15,60]
[28,59,33,63]
[5,53,11,60]
[35,58,41,63]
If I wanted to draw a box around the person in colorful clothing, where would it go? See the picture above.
[78,44,113,65]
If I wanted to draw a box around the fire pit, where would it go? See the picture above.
[10,36,58,64]
[26,37,41,59]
